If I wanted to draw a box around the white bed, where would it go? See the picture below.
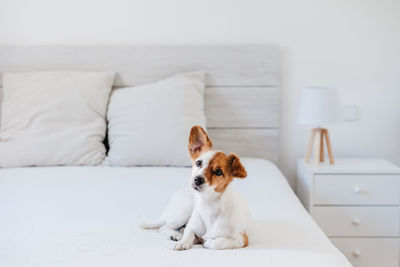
[0,158,351,267]
[0,45,351,266]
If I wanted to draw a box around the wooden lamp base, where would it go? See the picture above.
[305,128,334,166]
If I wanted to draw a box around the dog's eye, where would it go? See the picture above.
[196,160,202,167]
[215,169,223,176]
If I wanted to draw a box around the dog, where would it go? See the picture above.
[140,126,250,250]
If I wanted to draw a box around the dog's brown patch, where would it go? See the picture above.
[242,232,248,247]
[206,152,233,193]
[205,152,247,193]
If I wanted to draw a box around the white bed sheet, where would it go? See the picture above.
[0,158,351,267]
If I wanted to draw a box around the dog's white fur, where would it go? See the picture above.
[140,126,251,250]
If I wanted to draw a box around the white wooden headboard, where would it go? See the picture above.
[0,45,280,164]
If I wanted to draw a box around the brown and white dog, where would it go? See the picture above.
[140,126,250,250]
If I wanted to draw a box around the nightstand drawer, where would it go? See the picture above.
[314,206,399,237]
[314,175,400,205]
[330,238,399,267]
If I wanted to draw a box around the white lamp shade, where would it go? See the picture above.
[297,87,340,125]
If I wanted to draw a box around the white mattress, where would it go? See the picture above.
[0,158,351,267]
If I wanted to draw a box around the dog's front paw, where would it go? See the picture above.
[173,240,192,251]
[203,239,217,250]
[169,231,183,241]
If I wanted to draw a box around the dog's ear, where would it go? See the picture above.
[228,153,247,179]
[188,126,212,160]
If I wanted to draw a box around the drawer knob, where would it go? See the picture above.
[352,250,361,257]
[352,218,360,226]
[353,186,361,194]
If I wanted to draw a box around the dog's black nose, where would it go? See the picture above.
[194,176,205,186]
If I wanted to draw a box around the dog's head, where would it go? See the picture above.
[188,126,247,194]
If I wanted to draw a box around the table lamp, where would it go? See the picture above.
[298,87,340,165]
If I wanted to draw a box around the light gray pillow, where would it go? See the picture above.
[105,72,206,166]
[0,71,115,167]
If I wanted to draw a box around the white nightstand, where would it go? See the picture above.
[297,158,400,267]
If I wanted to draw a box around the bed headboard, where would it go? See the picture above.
[0,45,280,164]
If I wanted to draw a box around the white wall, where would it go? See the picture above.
[1,0,399,187]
